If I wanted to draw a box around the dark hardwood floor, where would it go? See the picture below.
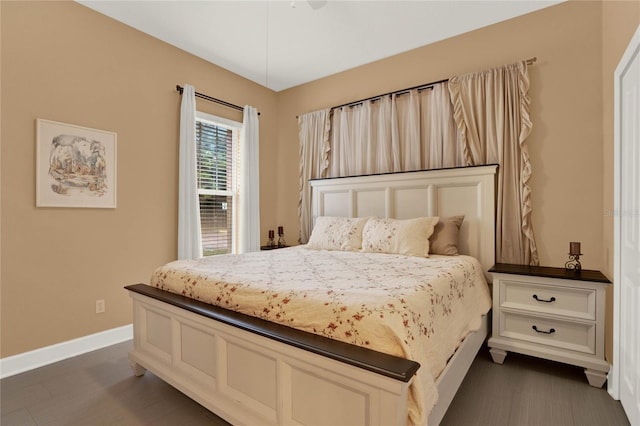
[441,347,629,426]
[0,341,629,425]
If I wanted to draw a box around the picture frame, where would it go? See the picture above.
[36,119,117,208]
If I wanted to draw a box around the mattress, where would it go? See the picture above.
[151,246,491,425]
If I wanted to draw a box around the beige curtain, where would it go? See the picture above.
[422,83,465,168]
[392,91,421,171]
[328,83,462,177]
[449,61,539,265]
[329,98,397,177]
[298,109,331,243]
[300,64,537,265]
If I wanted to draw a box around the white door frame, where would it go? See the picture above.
[610,23,640,400]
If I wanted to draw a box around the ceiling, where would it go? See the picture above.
[77,0,561,92]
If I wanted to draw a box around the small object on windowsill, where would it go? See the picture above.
[268,229,275,247]
[565,241,582,272]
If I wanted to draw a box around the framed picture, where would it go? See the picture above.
[36,119,117,208]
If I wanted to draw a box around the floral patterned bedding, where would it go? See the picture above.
[150,246,491,425]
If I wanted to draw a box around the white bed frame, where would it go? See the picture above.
[127,165,497,425]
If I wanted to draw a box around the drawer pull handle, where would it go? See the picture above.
[532,325,556,334]
[532,294,556,303]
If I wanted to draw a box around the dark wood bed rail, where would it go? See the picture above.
[125,284,420,382]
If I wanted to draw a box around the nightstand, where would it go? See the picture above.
[487,263,611,387]
[260,245,289,251]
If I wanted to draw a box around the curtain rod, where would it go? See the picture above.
[175,85,260,116]
[329,56,537,112]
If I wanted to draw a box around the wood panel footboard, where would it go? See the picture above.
[126,284,421,425]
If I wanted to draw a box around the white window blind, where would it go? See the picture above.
[195,112,240,256]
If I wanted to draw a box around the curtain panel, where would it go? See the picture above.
[178,84,203,260]
[328,83,462,178]
[298,109,331,243]
[298,61,538,266]
[449,61,538,265]
[239,106,261,253]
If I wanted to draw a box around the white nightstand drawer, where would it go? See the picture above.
[499,311,596,355]
[500,280,596,320]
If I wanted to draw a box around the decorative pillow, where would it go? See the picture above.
[361,217,439,257]
[306,216,370,251]
[429,215,465,255]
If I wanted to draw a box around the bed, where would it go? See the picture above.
[126,164,497,425]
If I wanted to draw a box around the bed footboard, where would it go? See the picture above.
[126,284,420,425]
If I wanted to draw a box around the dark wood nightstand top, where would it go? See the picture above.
[260,245,290,251]
[489,263,611,284]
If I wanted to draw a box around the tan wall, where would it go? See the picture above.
[0,1,278,357]
[277,1,605,269]
[276,1,638,363]
[601,1,640,362]
[2,0,638,363]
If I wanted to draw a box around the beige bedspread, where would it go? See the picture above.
[151,246,491,425]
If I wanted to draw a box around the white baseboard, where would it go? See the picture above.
[0,324,133,379]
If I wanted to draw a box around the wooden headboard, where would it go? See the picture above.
[310,165,497,280]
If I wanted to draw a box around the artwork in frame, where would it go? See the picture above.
[36,119,117,208]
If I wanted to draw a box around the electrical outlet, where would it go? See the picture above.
[95,299,105,314]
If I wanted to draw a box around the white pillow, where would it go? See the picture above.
[306,216,370,251]
[361,217,439,257]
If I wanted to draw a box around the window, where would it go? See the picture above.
[195,112,241,256]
